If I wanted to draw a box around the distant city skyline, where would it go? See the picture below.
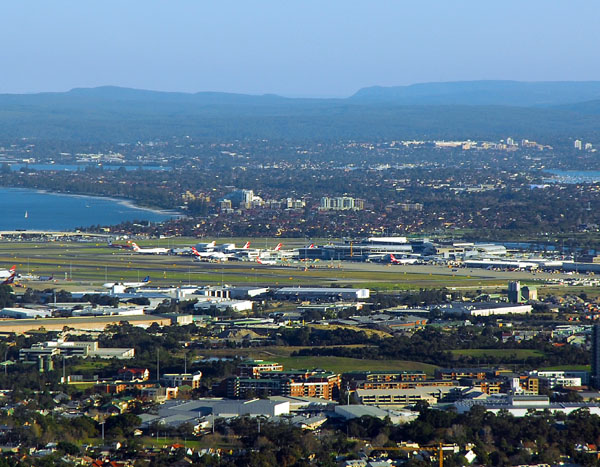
[1,1,599,97]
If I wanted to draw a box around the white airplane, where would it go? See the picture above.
[256,257,278,265]
[258,243,286,260]
[216,241,252,252]
[367,254,418,264]
[103,276,151,288]
[233,242,262,261]
[129,242,170,255]
[389,254,418,265]
[0,265,16,280]
[194,241,216,252]
[191,247,231,262]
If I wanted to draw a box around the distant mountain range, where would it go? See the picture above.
[2,81,600,142]
[350,80,600,107]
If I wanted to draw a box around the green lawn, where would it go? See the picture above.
[70,360,112,372]
[451,349,544,358]
[541,364,591,371]
[275,356,438,375]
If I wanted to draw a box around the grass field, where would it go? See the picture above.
[541,364,591,371]
[193,345,438,375]
[450,348,544,359]
[274,356,438,375]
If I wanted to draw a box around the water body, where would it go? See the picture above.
[543,170,600,184]
[0,187,176,231]
[4,163,170,172]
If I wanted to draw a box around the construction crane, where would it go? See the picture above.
[369,442,445,467]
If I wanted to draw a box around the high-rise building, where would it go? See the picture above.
[592,325,600,389]
[507,281,522,303]
[319,196,363,211]
[574,139,583,150]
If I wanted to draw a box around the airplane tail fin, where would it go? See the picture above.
[9,265,16,272]
[142,276,150,282]
[130,242,140,251]
[243,242,250,249]
[191,247,200,256]
[274,243,282,251]
[2,274,15,285]
[308,244,314,249]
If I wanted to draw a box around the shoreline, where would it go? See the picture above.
[0,186,184,218]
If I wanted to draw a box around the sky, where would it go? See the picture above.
[1,1,599,97]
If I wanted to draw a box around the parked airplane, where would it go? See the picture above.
[1,273,16,285]
[0,266,16,280]
[215,241,252,252]
[194,241,216,252]
[258,243,287,261]
[367,254,418,264]
[256,257,278,265]
[389,254,418,265]
[191,247,231,262]
[128,242,170,255]
[108,241,133,249]
[103,276,151,288]
[37,275,55,282]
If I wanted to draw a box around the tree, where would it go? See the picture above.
[0,285,15,308]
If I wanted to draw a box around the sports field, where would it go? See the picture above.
[192,344,438,375]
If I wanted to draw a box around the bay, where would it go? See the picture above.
[4,163,170,172]
[543,169,600,184]
[0,187,176,231]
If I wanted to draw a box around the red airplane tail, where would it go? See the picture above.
[2,274,15,285]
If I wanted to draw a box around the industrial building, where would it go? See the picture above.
[435,302,532,317]
[0,307,51,319]
[508,281,538,303]
[464,259,538,270]
[297,237,428,261]
[19,339,135,361]
[274,287,369,301]
[139,398,291,430]
[455,395,600,417]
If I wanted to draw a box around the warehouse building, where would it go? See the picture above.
[275,287,369,301]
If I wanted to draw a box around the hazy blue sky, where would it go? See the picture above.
[1,1,598,97]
